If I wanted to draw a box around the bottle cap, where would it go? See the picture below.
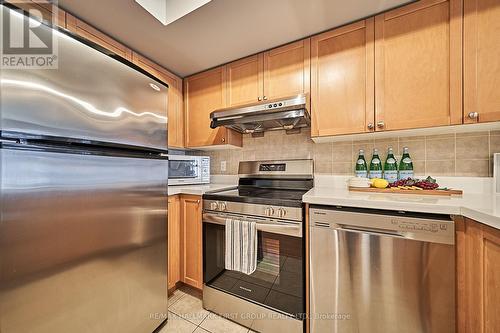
[359,149,364,154]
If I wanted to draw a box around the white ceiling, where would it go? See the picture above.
[59,0,413,77]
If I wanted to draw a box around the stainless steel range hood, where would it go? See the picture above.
[210,94,310,134]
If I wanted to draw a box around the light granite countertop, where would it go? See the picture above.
[303,176,500,230]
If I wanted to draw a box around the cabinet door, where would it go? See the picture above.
[181,195,202,289]
[6,0,66,28]
[463,218,500,332]
[464,0,500,124]
[132,52,184,148]
[66,14,133,61]
[227,54,264,107]
[184,67,242,148]
[311,19,375,137]
[167,195,181,290]
[263,39,311,100]
[374,0,462,131]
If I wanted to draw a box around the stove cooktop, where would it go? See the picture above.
[203,187,307,208]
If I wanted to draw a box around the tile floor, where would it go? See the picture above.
[159,286,253,333]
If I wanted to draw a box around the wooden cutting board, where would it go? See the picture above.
[349,187,463,196]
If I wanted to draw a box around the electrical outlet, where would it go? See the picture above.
[220,161,227,172]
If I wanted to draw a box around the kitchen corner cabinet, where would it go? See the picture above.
[6,0,66,28]
[181,195,203,289]
[167,195,181,290]
[184,66,242,148]
[374,0,463,131]
[311,19,375,137]
[457,218,500,333]
[131,52,184,148]
[66,14,133,61]
[263,38,311,100]
[463,0,500,124]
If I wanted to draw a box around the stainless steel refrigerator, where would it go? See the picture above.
[0,5,169,333]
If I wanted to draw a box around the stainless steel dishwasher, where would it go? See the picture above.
[309,206,455,333]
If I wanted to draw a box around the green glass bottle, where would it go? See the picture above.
[369,148,383,179]
[355,149,368,178]
[383,147,398,183]
[399,147,414,180]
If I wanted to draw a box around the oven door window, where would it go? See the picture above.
[203,222,304,318]
[168,160,198,179]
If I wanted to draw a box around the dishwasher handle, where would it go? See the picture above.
[336,224,406,239]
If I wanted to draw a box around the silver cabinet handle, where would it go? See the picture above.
[263,96,268,100]
[376,121,385,129]
[468,112,479,120]
[367,123,374,130]
[258,96,262,101]
[221,137,226,143]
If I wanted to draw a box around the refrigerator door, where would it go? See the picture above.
[0,145,168,333]
[0,6,168,150]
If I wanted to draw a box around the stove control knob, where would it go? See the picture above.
[264,207,275,217]
[218,202,227,211]
[210,202,219,211]
[277,208,287,218]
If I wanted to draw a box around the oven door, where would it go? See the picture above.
[203,212,304,318]
[168,157,200,185]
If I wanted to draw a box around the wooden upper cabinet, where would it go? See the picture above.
[184,66,242,148]
[66,14,133,61]
[311,19,375,137]
[463,0,500,124]
[263,38,311,100]
[181,195,203,289]
[374,0,462,131]
[227,54,264,107]
[131,52,184,148]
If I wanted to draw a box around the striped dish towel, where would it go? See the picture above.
[225,218,257,275]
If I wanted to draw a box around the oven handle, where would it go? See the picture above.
[202,213,303,238]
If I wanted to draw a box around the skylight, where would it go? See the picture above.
[135,0,212,26]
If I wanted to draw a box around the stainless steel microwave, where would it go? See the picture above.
[168,155,210,185]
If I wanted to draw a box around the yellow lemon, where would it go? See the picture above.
[371,178,389,189]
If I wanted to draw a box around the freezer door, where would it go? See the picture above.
[0,147,168,333]
[0,6,167,150]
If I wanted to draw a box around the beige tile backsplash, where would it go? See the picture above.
[204,129,499,177]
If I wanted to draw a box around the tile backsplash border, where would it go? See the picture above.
[201,129,500,177]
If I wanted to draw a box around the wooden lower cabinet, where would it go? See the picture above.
[167,195,181,290]
[457,217,500,333]
[180,195,203,289]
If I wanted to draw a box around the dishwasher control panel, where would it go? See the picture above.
[310,207,455,245]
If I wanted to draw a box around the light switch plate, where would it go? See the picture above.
[220,160,227,172]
